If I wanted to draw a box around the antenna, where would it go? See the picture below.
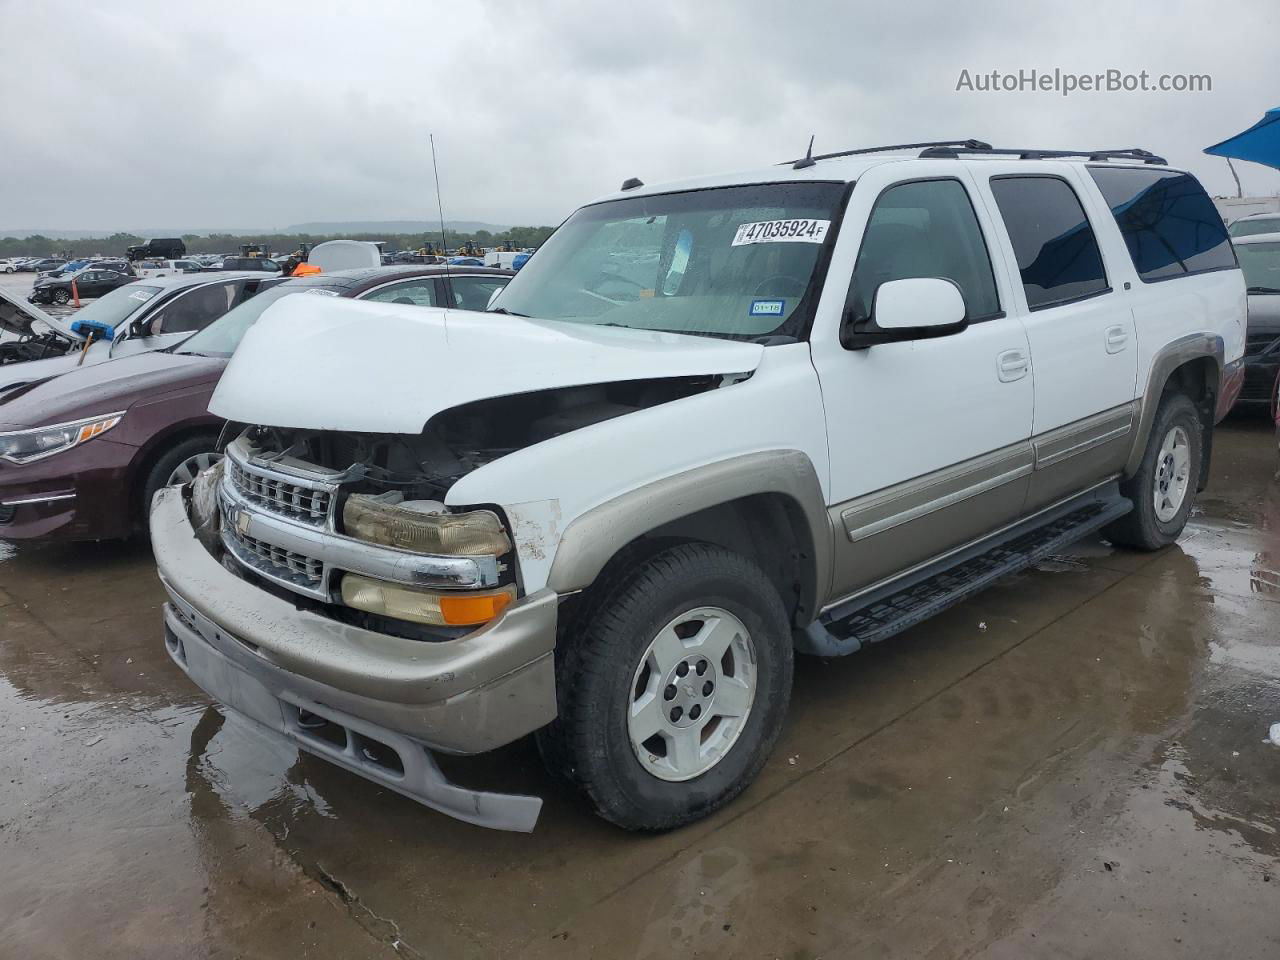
[429,133,451,285]
[793,135,816,170]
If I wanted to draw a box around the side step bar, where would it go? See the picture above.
[799,483,1132,657]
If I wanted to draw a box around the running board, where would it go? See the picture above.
[798,484,1132,657]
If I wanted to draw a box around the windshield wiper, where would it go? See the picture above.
[488,307,531,317]
[1247,286,1280,294]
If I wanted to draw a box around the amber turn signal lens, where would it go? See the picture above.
[341,574,516,627]
[437,589,515,626]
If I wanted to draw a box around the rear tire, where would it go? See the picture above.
[537,542,793,831]
[1105,392,1203,550]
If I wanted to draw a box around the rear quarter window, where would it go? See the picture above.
[1088,167,1236,282]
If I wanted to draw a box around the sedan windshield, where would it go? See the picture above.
[1229,217,1280,238]
[491,181,847,340]
[58,283,162,337]
[176,284,340,357]
[1237,241,1280,292]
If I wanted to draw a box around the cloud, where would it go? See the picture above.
[1,0,1277,232]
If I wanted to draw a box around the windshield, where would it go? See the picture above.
[57,283,162,337]
[177,284,337,357]
[1229,217,1280,238]
[1237,241,1280,291]
[491,181,847,340]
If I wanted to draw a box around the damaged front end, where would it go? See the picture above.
[0,286,75,366]
[153,422,564,831]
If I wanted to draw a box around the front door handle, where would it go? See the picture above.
[997,348,1029,383]
[1105,325,1129,354]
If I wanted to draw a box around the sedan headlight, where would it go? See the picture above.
[342,493,512,556]
[0,412,125,465]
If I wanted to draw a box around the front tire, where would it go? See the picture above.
[1106,392,1203,550]
[538,542,793,831]
[52,288,71,305]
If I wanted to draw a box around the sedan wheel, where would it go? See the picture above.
[52,289,71,305]
[167,451,222,487]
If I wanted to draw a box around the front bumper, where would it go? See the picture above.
[0,436,136,541]
[151,486,559,831]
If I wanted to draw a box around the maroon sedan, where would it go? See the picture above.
[0,266,512,541]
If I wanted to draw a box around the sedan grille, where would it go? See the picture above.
[228,456,332,526]
[1245,332,1280,357]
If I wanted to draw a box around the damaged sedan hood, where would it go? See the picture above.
[0,284,62,337]
[210,297,765,433]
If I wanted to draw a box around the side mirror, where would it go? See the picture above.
[841,277,968,349]
[129,319,146,338]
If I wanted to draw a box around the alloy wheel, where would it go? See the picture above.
[167,451,221,487]
[627,606,758,782]
[1153,425,1191,523]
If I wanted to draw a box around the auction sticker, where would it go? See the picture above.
[128,290,156,301]
[732,218,830,246]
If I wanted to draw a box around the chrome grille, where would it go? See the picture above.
[222,524,325,590]
[228,455,332,526]
[217,433,501,603]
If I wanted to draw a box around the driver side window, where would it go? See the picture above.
[849,179,1001,324]
[149,281,241,334]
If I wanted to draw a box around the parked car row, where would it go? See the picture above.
[0,265,513,539]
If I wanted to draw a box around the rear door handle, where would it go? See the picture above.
[997,348,1029,383]
[1105,325,1129,354]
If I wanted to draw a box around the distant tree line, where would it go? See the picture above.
[0,225,557,259]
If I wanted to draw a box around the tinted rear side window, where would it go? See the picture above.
[989,176,1109,310]
[1088,167,1235,281]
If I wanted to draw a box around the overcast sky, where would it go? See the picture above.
[2,0,1279,233]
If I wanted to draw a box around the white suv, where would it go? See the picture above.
[152,140,1245,832]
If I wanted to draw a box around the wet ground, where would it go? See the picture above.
[3,420,1280,959]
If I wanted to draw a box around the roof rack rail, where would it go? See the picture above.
[918,144,1167,164]
[788,140,992,169]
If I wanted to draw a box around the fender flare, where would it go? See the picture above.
[1124,332,1223,478]
[545,450,833,621]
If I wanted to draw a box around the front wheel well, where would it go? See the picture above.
[563,493,817,632]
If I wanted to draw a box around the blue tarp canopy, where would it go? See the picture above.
[1205,107,1280,169]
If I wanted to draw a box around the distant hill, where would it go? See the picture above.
[0,219,509,240]
[282,220,510,236]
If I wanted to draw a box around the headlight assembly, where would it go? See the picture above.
[0,412,125,465]
[342,493,512,557]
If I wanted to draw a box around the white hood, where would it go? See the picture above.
[210,296,765,433]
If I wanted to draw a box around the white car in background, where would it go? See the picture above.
[131,258,206,279]
[0,259,20,273]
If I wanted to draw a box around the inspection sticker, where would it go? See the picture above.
[732,218,830,246]
[750,299,785,317]
[128,290,156,301]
